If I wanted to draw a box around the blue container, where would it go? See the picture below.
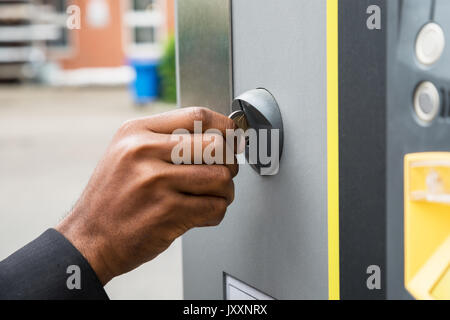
[129,59,159,104]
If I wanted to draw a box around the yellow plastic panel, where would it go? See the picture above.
[407,235,450,300]
[431,265,450,300]
[404,153,450,300]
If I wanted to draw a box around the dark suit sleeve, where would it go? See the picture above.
[0,229,108,300]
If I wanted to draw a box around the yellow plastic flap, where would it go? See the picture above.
[404,153,450,300]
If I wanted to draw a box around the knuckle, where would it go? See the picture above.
[196,196,229,228]
[162,194,179,215]
[118,119,139,134]
[114,133,159,162]
[228,162,239,177]
[208,166,231,188]
[142,164,169,189]
[145,170,165,187]
[233,163,239,176]
[151,189,178,219]
[115,136,144,160]
[189,107,210,124]
[211,199,228,225]
[218,165,232,183]
[229,180,235,203]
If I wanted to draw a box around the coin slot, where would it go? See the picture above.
[439,88,447,118]
[231,89,284,175]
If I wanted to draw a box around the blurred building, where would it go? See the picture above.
[0,0,175,85]
[0,1,59,81]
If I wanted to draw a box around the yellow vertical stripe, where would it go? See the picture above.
[327,0,340,300]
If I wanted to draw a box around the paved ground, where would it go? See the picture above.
[0,86,182,299]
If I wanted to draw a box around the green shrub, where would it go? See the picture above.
[158,36,177,103]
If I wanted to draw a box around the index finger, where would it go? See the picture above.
[138,107,236,136]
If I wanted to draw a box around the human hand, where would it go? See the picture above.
[56,107,238,285]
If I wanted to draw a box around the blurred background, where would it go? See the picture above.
[0,0,181,299]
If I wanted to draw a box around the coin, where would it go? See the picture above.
[229,110,249,131]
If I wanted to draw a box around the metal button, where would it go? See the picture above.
[416,23,445,66]
[413,81,440,123]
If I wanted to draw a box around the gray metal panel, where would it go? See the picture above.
[176,0,233,115]
[182,0,328,299]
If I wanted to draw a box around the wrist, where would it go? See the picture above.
[56,215,114,285]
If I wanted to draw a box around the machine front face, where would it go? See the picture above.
[178,0,450,300]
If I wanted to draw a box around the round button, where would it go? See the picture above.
[416,23,445,66]
[414,81,440,123]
